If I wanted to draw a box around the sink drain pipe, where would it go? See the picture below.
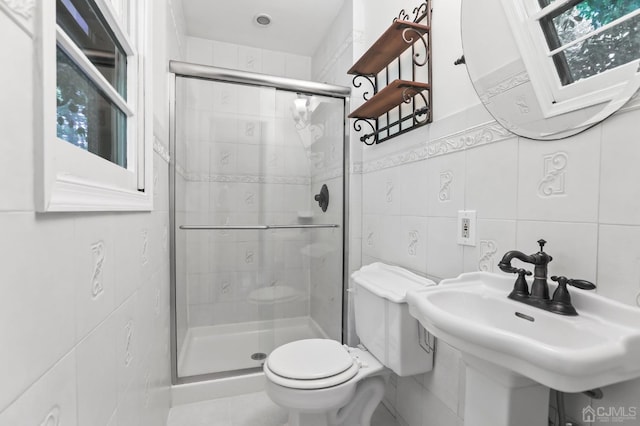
[553,388,603,426]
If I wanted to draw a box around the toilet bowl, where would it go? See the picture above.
[263,263,437,426]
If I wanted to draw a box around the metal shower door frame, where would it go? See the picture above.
[168,61,351,385]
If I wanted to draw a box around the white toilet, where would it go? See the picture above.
[263,262,436,426]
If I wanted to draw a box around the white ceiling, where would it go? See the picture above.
[180,0,346,56]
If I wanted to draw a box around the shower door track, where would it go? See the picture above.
[179,224,340,230]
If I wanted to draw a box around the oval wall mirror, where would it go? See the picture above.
[461,0,640,140]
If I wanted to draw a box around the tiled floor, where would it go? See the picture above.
[167,391,400,426]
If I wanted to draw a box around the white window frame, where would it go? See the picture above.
[35,0,153,212]
[501,0,640,119]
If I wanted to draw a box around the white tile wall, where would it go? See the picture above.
[349,0,640,424]
[185,37,311,81]
[517,126,602,223]
[0,1,176,424]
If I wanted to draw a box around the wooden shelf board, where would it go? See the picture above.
[348,80,430,119]
[348,20,430,76]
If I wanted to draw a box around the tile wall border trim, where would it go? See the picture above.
[183,173,311,185]
[355,120,514,174]
[353,89,640,176]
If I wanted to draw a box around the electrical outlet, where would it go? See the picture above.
[457,210,476,246]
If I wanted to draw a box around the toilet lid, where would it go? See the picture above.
[267,339,356,381]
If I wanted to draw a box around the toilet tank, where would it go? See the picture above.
[351,262,436,376]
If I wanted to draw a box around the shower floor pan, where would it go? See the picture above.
[178,316,328,377]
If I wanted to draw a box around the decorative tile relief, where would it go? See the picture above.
[124,320,134,367]
[478,240,498,272]
[477,71,530,104]
[219,280,232,295]
[245,250,255,264]
[312,166,343,182]
[91,241,106,299]
[220,90,232,107]
[220,150,232,168]
[356,121,515,176]
[245,122,256,137]
[268,152,279,168]
[141,229,149,265]
[245,53,258,71]
[408,230,419,256]
[515,96,530,114]
[153,137,171,163]
[366,228,375,247]
[244,191,255,206]
[439,171,453,202]
[185,173,310,185]
[40,405,60,426]
[426,123,514,159]
[0,0,35,36]
[309,152,325,170]
[386,180,394,203]
[538,151,568,197]
[361,144,429,174]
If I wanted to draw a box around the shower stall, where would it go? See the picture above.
[169,61,350,383]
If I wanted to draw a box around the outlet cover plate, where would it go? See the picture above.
[457,210,477,246]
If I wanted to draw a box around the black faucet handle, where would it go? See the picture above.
[549,276,576,315]
[551,275,596,290]
[569,279,596,290]
[508,268,532,299]
[517,268,532,277]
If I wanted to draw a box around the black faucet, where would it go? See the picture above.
[498,239,596,316]
[499,239,553,300]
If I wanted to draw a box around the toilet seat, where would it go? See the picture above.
[265,339,360,389]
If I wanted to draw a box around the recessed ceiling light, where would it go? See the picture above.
[255,13,272,26]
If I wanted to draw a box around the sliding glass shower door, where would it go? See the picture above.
[171,71,346,381]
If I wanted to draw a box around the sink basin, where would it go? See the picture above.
[406,272,640,393]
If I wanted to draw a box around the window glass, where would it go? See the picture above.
[57,47,127,168]
[538,0,640,84]
[56,0,127,98]
[552,13,640,83]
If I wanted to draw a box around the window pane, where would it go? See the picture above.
[57,46,127,168]
[552,13,640,84]
[56,0,127,98]
[542,0,640,48]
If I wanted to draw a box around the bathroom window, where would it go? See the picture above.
[36,0,152,211]
[502,0,640,117]
[537,0,640,85]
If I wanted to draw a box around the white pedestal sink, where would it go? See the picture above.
[406,272,640,426]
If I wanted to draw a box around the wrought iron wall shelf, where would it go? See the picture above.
[348,80,430,119]
[348,20,430,76]
[348,1,432,145]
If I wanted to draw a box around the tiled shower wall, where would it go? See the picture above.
[315,0,640,425]
[0,1,183,424]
